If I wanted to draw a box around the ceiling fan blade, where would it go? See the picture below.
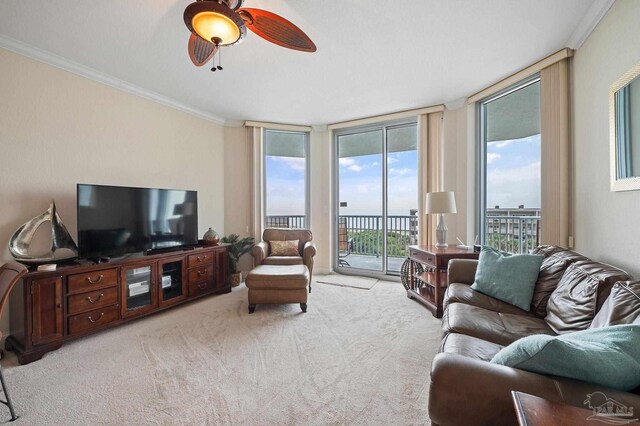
[238,8,316,53]
[188,33,218,67]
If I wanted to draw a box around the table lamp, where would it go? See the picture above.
[425,191,457,248]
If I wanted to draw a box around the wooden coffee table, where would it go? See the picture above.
[511,391,640,426]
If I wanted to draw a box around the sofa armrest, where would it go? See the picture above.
[429,352,640,426]
[447,259,478,285]
[251,241,269,266]
[303,241,317,277]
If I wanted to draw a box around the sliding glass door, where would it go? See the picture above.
[335,122,418,276]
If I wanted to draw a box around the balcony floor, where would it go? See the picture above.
[338,254,405,274]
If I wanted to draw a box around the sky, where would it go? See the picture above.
[486,134,541,209]
[264,132,540,217]
[265,149,419,217]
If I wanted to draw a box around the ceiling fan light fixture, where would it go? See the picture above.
[184,1,246,46]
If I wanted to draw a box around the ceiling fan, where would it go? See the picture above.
[184,0,317,72]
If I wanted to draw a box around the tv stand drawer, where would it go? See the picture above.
[68,268,118,294]
[188,265,215,283]
[68,305,119,335]
[188,251,214,268]
[68,287,118,315]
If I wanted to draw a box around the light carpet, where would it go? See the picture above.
[315,274,379,290]
[2,278,441,425]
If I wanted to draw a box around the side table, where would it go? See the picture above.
[407,245,479,318]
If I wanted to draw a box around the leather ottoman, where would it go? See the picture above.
[245,264,310,313]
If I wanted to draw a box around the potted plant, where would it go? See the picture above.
[221,233,255,286]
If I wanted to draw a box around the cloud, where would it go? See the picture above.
[490,140,513,149]
[389,167,414,176]
[489,134,540,149]
[387,157,399,164]
[272,156,306,171]
[486,161,541,208]
[339,157,363,172]
[487,153,501,164]
[357,184,375,194]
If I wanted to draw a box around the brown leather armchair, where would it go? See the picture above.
[251,228,317,281]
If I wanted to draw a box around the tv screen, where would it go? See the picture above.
[77,184,198,259]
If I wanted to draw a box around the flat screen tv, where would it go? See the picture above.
[77,184,198,259]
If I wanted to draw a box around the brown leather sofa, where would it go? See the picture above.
[429,245,640,426]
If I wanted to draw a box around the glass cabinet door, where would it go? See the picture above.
[159,258,186,306]
[122,263,157,318]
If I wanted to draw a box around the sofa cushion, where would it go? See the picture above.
[545,260,630,334]
[262,255,304,266]
[591,281,640,328]
[442,303,555,346]
[444,283,532,316]
[440,332,504,362]
[269,240,300,256]
[491,324,640,391]
[471,247,543,311]
[529,248,588,317]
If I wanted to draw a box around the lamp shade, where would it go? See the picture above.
[425,191,457,214]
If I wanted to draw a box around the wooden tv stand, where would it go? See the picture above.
[6,245,229,365]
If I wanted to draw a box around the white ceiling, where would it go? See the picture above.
[0,0,611,126]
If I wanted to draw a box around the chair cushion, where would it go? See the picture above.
[262,228,312,254]
[262,256,304,266]
[491,324,640,391]
[442,303,554,346]
[440,332,504,362]
[245,265,309,290]
[471,247,544,311]
[545,260,630,334]
[444,283,531,316]
[590,281,640,328]
[269,240,299,256]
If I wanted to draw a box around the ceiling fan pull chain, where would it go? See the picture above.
[217,47,223,71]
[210,53,217,72]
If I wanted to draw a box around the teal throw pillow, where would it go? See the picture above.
[491,324,640,391]
[470,247,543,311]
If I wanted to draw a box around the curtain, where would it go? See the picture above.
[615,86,633,178]
[540,59,571,247]
[418,112,443,246]
[247,126,264,242]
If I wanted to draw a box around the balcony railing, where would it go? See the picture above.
[484,215,541,254]
[266,214,418,259]
[265,215,306,229]
[265,213,541,258]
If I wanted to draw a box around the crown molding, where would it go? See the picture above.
[566,0,615,50]
[0,34,226,125]
[444,97,467,110]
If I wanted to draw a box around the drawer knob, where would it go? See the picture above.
[86,274,104,284]
[197,269,207,277]
[86,293,104,304]
[197,255,207,262]
[88,313,105,323]
[197,282,207,290]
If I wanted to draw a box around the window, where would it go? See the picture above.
[478,78,541,253]
[263,129,309,229]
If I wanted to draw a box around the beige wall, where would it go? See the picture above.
[573,0,640,277]
[0,48,225,335]
[309,129,332,274]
